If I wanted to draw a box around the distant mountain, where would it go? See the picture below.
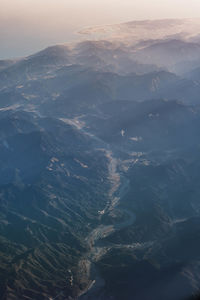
[87,99,200,149]
[133,39,200,73]
[0,45,71,89]
[73,40,161,74]
[0,59,15,71]
[185,65,200,81]
[79,19,200,44]
[40,69,200,117]
[1,56,200,119]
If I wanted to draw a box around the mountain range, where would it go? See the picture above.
[1,18,200,300]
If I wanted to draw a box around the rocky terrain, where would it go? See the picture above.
[1,18,200,300]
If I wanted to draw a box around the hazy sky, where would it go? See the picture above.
[1,0,200,59]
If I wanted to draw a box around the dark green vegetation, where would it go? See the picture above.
[1,24,200,299]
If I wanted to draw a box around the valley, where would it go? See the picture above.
[1,18,200,300]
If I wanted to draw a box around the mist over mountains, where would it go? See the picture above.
[1,19,200,300]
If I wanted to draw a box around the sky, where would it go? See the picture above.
[1,0,200,59]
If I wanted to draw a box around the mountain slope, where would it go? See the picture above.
[0,111,111,299]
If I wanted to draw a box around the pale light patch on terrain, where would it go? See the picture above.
[46,157,60,172]
[151,77,160,92]
[46,167,53,171]
[47,184,53,189]
[0,220,10,225]
[69,270,74,287]
[98,209,105,215]
[130,136,142,142]
[74,158,88,168]
[49,194,57,200]
[105,150,121,199]
[42,75,56,79]
[51,157,59,163]
[171,218,188,225]
[141,159,151,166]
[73,175,88,182]
[130,151,144,157]
[120,129,125,137]
[149,113,160,118]
[60,116,86,130]
[52,92,60,100]
[66,170,70,177]
[0,104,20,111]
[120,158,140,172]
[22,93,37,100]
